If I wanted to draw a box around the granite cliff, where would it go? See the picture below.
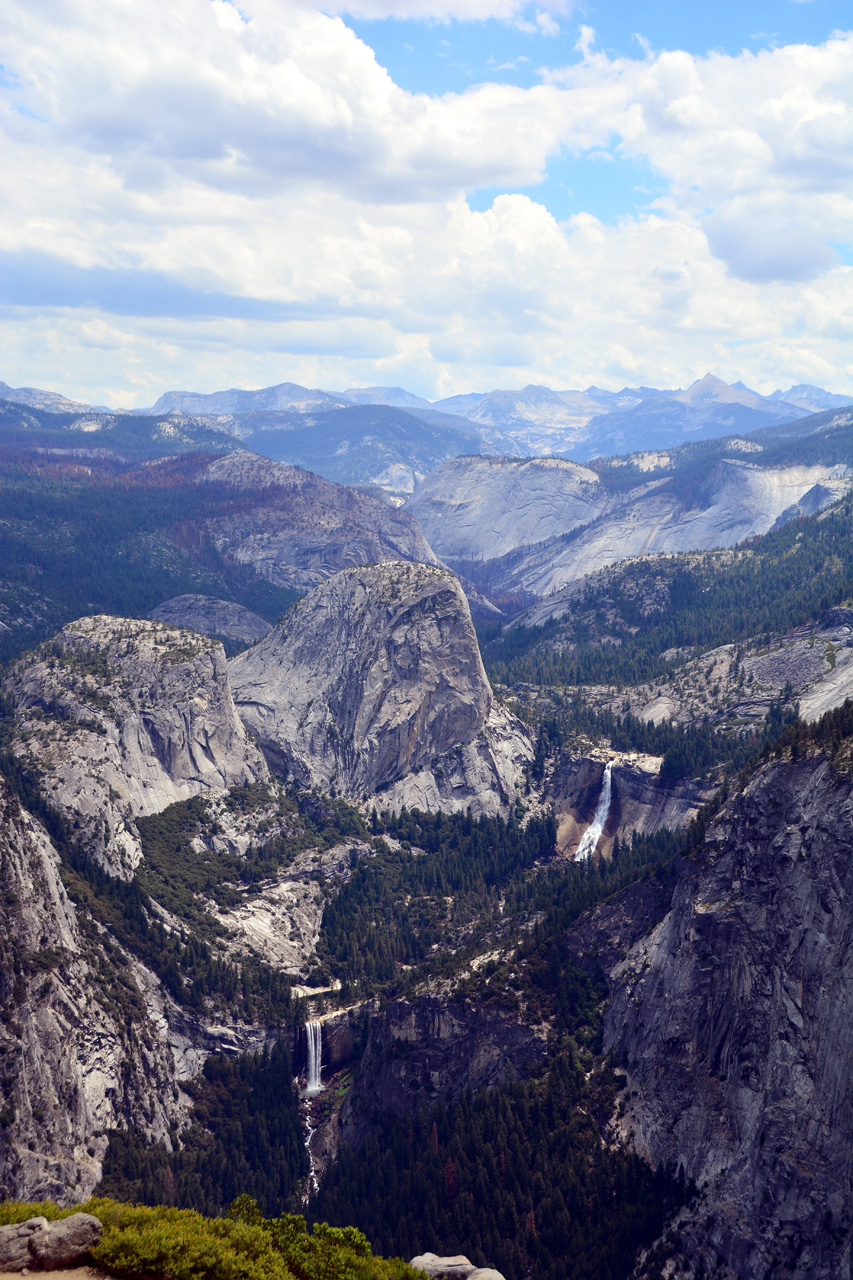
[548,752,716,857]
[601,753,852,1278]
[230,562,531,814]
[0,777,258,1204]
[407,455,851,597]
[3,616,267,877]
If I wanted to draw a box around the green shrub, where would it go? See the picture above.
[0,1197,417,1280]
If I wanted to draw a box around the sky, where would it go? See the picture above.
[0,0,851,407]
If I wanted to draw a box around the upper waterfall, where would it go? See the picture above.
[575,761,614,861]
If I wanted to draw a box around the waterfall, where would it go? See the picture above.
[305,1020,323,1097]
[575,761,614,862]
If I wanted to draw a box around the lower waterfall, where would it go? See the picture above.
[305,1020,323,1097]
[575,761,614,861]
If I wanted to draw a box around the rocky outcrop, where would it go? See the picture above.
[149,594,273,645]
[0,775,283,1204]
[215,839,375,976]
[408,456,851,597]
[409,1253,505,1280]
[195,451,440,592]
[4,615,267,876]
[603,754,853,1279]
[0,1213,102,1270]
[373,705,533,819]
[230,563,531,812]
[410,1254,478,1280]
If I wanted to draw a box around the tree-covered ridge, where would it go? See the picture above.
[482,494,853,688]
[0,454,299,664]
[526,697,798,784]
[588,405,853,495]
[0,398,243,460]
[318,810,556,995]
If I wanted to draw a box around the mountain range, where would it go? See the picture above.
[2,374,850,499]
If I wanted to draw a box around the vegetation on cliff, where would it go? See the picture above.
[314,1057,684,1280]
[98,1045,308,1216]
[0,454,298,663]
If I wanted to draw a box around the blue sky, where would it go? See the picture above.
[350,0,852,223]
[0,0,850,405]
[350,0,851,95]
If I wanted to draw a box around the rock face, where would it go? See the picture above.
[0,772,281,1204]
[338,995,548,1150]
[4,615,267,876]
[196,451,440,592]
[603,754,853,1279]
[407,456,851,597]
[149,594,273,645]
[0,781,174,1202]
[404,457,612,564]
[549,753,715,857]
[373,704,533,819]
[230,562,531,812]
[0,1213,103,1270]
[215,838,375,976]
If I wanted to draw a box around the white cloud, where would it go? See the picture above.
[316,0,573,23]
[0,0,850,404]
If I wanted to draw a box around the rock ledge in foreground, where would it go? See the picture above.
[0,1213,102,1271]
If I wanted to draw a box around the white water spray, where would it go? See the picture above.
[305,1020,323,1096]
[575,761,614,861]
[303,1110,319,1199]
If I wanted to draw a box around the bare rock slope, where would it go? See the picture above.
[407,455,851,596]
[0,781,182,1202]
[229,562,531,814]
[196,451,440,591]
[4,616,267,876]
[149,594,273,645]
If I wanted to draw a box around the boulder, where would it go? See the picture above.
[0,1218,49,1271]
[0,1213,102,1270]
[409,1254,476,1280]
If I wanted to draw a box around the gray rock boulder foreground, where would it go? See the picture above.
[149,594,273,645]
[229,562,531,813]
[410,1255,476,1280]
[0,1213,102,1270]
[409,1256,505,1280]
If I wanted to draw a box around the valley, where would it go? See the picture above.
[0,374,851,1280]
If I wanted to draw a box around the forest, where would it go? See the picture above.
[0,454,298,663]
